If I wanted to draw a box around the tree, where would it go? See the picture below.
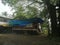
[28,0,60,36]
[56,0,60,36]
[42,0,60,36]
[2,12,8,16]
[2,0,40,20]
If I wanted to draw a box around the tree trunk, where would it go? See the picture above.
[58,3,60,36]
[44,0,57,36]
[49,4,57,36]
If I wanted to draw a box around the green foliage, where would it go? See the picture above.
[2,0,39,20]
[2,12,8,16]
[39,7,48,18]
[13,5,26,19]
[50,0,58,5]
[2,0,44,19]
[13,5,38,19]
[42,0,59,5]
[26,6,38,18]
[2,0,19,6]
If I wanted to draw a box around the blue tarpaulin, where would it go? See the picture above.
[9,18,44,27]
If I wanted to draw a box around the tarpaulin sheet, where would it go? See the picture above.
[9,18,44,27]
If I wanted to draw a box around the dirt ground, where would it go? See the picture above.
[0,33,60,45]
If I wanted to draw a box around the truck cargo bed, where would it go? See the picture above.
[12,27,37,31]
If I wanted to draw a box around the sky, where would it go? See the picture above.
[0,0,14,18]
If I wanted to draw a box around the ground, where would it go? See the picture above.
[0,33,60,45]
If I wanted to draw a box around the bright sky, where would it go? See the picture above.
[0,0,14,18]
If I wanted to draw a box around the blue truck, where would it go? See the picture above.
[0,18,44,34]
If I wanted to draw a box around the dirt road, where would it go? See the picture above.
[0,34,60,45]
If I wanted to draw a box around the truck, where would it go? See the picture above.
[8,18,43,34]
[0,18,43,34]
